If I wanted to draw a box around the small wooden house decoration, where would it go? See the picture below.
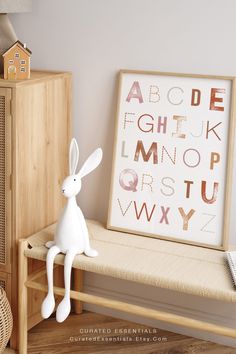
[2,40,31,80]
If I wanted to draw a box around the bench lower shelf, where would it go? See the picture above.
[26,277,236,339]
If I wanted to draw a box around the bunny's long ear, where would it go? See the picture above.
[69,138,79,175]
[78,148,103,179]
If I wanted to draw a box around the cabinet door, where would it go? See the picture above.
[0,88,12,274]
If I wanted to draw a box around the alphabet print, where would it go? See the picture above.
[108,71,236,249]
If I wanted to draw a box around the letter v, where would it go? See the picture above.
[117,198,133,216]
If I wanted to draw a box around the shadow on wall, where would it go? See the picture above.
[91,72,118,222]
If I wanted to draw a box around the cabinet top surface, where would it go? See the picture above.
[0,70,72,87]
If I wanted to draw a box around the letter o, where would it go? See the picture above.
[183,148,201,168]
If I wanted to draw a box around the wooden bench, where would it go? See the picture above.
[18,219,236,354]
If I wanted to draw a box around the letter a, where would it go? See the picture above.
[126,81,144,103]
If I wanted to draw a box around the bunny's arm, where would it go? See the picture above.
[46,241,55,248]
[79,215,98,257]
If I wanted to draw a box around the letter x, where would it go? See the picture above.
[159,206,170,224]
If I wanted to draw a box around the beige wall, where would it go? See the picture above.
[11,0,236,244]
[10,0,236,346]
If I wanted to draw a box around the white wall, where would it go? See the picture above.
[10,0,236,346]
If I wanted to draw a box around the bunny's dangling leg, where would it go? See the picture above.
[56,250,77,322]
[41,245,61,318]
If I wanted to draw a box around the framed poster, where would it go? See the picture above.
[107,70,236,250]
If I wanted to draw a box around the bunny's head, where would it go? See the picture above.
[61,138,103,198]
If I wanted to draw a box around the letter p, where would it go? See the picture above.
[210,152,220,170]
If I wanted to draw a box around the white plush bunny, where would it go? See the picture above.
[41,138,102,323]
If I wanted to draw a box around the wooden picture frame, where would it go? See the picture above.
[107,70,236,250]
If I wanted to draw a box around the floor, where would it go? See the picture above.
[5,311,236,354]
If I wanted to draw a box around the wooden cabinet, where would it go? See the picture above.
[0,70,71,348]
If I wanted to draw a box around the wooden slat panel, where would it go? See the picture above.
[0,88,11,274]
[0,95,6,266]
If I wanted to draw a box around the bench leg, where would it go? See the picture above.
[18,239,28,354]
[73,269,83,314]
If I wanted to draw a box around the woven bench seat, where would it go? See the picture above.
[18,219,236,353]
[24,219,235,303]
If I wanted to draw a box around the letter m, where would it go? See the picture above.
[134,140,158,164]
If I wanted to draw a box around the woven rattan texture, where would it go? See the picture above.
[25,220,236,302]
[0,95,5,266]
[0,288,12,353]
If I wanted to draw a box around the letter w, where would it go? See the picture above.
[134,201,156,222]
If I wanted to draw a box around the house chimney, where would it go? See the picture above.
[23,43,26,48]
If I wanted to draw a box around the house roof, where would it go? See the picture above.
[2,40,32,57]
